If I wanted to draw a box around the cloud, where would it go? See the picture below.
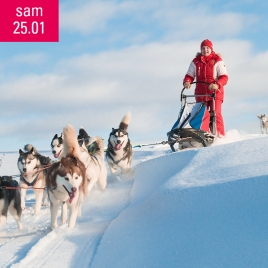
[60,0,257,43]
[60,1,118,34]
[1,39,267,151]
[0,41,193,149]
[9,53,48,65]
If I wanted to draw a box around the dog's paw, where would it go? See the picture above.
[128,169,135,178]
[121,169,135,179]
[51,223,58,230]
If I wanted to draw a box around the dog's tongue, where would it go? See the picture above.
[114,144,122,151]
[69,192,75,204]
[54,152,61,158]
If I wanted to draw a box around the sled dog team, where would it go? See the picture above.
[0,112,133,231]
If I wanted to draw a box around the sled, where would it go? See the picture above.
[167,82,217,152]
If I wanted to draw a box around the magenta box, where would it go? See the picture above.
[0,0,59,42]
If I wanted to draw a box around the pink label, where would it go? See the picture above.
[0,0,59,42]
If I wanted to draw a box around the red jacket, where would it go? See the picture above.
[183,51,228,102]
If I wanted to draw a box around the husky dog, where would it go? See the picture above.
[257,114,268,134]
[78,127,99,155]
[17,144,52,214]
[46,152,87,229]
[51,134,64,159]
[106,112,133,177]
[62,125,107,194]
[0,176,23,230]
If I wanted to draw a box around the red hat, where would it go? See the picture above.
[200,39,213,51]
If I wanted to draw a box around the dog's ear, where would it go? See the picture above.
[79,128,90,138]
[53,134,58,139]
[79,128,90,146]
[29,147,35,155]
[19,149,24,155]
[58,135,63,144]
[74,157,79,166]
[60,157,67,167]
[68,155,79,166]
[77,135,83,147]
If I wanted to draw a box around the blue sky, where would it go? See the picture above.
[1,0,268,151]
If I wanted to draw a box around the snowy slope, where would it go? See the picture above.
[1,131,268,268]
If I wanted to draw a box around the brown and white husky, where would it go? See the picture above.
[46,126,87,229]
[63,125,107,194]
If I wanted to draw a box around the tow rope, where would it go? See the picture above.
[0,185,46,190]
[1,164,53,180]
[132,140,170,148]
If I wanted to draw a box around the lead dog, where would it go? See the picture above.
[17,144,52,214]
[0,176,23,230]
[257,114,268,134]
[62,125,107,194]
[106,112,133,177]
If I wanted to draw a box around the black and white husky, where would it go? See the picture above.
[51,134,64,159]
[257,114,268,134]
[0,176,23,230]
[106,112,133,177]
[17,144,52,215]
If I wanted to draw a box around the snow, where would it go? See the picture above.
[1,130,268,268]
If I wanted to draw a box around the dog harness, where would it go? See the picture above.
[20,171,41,187]
[106,151,128,165]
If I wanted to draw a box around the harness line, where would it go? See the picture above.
[132,140,170,148]
[0,186,46,190]
[6,163,53,180]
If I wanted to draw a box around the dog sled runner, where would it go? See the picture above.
[167,82,216,152]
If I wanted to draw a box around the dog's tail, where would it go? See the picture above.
[63,125,81,159]
[24,144,38,154]
[119,111,131,132]
[88,136,105,158]
[24,144,52,165]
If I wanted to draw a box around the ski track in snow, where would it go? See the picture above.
[0,131,265,267]
[0,148,168,268]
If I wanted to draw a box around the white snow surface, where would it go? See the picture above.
[1,129,268,268]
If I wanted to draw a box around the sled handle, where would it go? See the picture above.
[181,81,215,102]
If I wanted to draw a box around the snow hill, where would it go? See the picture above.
[1,130,268,268]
